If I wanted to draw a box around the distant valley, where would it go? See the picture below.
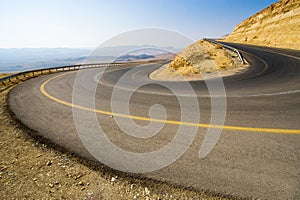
[0,46,180,73]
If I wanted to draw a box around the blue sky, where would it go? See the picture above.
[0,0,278,48]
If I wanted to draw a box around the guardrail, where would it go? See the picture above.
[0,62,133,86]
[204,38,245,64]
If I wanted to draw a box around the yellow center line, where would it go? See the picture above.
[40,72,300,135]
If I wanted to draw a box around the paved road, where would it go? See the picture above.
[9,43,300,199]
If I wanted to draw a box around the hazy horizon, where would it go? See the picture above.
[0,44,181,72]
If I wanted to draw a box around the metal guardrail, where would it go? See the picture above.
[0,62,130,86]
[204,38,245,64]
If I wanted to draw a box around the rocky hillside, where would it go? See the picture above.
[225,0,300,50]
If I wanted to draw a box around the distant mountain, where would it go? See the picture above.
[91,45,181,57]
[0,48,92,72]
[115,54,155,62]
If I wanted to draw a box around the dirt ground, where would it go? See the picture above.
[0,82,233,199]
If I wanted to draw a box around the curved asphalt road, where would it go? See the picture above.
[9,43,300,199]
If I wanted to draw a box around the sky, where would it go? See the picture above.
[0,0,278,48]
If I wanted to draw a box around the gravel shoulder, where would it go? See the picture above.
[0,83,230,199]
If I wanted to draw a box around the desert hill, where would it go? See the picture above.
[150,40,245,81]
[225,0,300,50]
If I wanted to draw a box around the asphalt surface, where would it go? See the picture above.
[9,43,300,199]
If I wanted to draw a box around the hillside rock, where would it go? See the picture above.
[225,0,300,50]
